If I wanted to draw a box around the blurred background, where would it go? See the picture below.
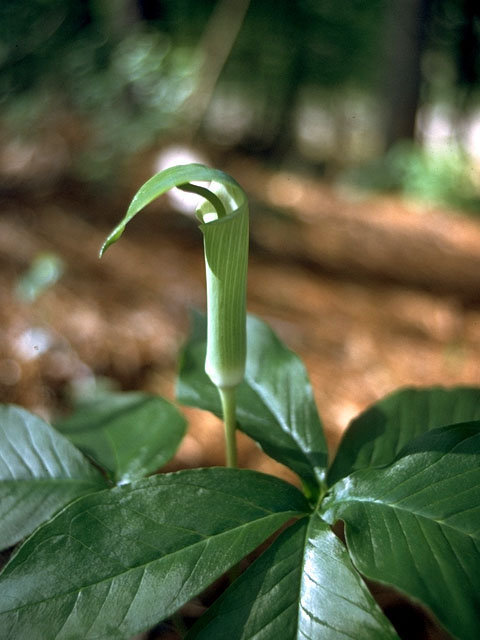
[1,0,480,195]
[2,0,480,464]
[1,1,480,636]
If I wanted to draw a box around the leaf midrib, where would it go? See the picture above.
[0,510,303,615]
[244,373,323,483]
[327,494,480,539]
[294,518,379,640]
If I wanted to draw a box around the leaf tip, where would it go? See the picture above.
[99,226,125,258]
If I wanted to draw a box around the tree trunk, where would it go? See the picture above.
[381,0,433,151]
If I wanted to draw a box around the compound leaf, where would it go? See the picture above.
[322,422,480,640]
[0,404,107,551]
[328,386,480,484]
[188,512,398,639]
[55,392,187,484]
[0,468,307,640]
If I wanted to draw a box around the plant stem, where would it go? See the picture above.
[219,386,238,467]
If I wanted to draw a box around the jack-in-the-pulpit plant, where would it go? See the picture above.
[1,164,480,640]
[100,164,249,467]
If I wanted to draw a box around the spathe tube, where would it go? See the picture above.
[100,163,249,391]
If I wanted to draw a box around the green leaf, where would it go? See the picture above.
[55,392,187,484]
[0,404,107,551]
[328,386,480,485]
[322,422,480,640]
[188,513,399,639]
[177,312,328,491]
[0,468,308,640]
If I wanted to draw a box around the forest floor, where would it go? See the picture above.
[1,152,477,638]
[1,152,480,484]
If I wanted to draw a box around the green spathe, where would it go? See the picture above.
[198,181,248,388]
[100,164,249,390]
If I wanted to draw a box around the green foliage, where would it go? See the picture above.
[342,142,480,213]
[54,391,187,484]
[328,385,480,484]
[0,0,386,105]
[1,165,480,638]
[15,252,64,303]
[2,0,478,181]
[2,326,480,638]
[0,469,306,640]
[0,3,200,179]
[0,404,107,551]
[187,514,398,640]
[178,311,328,494]
[323,422,480,640]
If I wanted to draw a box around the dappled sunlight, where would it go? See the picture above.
[154,145,209,213]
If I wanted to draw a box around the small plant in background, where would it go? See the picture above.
[0,165,479,639]
[342,141,480,213]
[15,252,64,304]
